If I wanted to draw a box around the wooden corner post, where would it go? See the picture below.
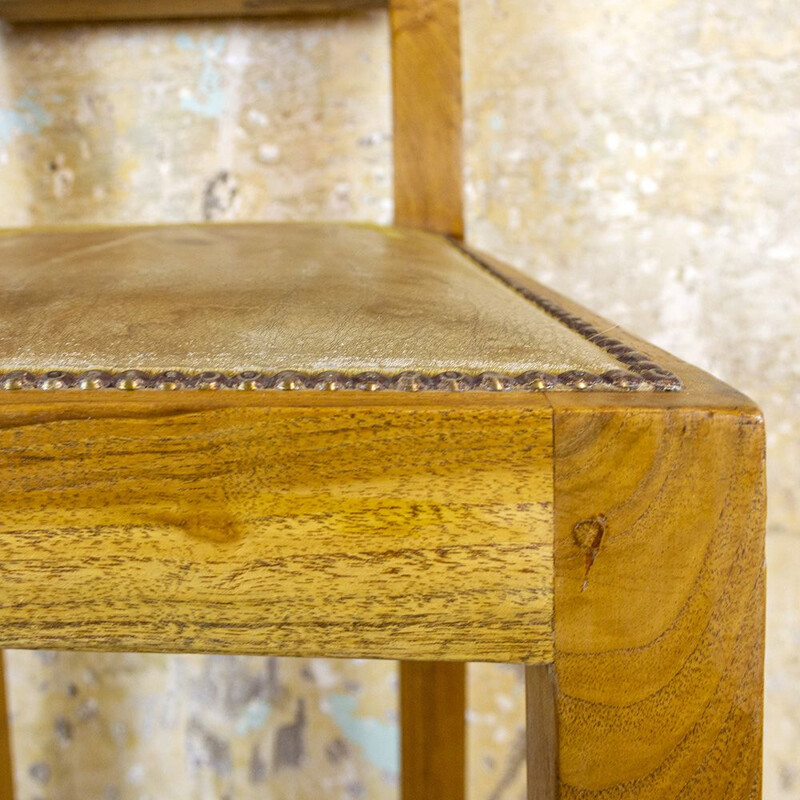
[390,1,467,798]
[528,396,766,799]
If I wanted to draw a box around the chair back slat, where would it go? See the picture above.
[0,0,386,21]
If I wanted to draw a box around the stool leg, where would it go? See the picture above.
[400,661,465,800]
[525,665,557,800]
[0,652,14,799]
[526,407,766,799]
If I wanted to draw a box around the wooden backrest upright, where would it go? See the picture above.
[390,0,464,236]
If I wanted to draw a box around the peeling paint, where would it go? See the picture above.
[235,700,272,736]
[177,33,228,119]
[273,699,306,771]
[325,694,398,776]
[0,92,51,144]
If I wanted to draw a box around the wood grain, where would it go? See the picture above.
[400,661,465,800]
[0,654,14,800]
[390,0,464,237]
[0,0,385,21]
[529,401,766,798]
[0,392,554,662]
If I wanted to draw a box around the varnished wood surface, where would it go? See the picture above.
[0,0,385,21]
[0,392,554,662]
[526,664,557,800]
[0,654,14,800]
[533,403,765,798]
[390,0,464,237]
[400,661,465,800]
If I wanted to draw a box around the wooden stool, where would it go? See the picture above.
[0,2,765,799]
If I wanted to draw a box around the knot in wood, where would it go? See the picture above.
[572,514,608,592]
[572,514,607,552]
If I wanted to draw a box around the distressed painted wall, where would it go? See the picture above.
[0,15,392,227]
[0,1,797,798]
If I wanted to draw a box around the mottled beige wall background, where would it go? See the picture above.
[0,1,796,798]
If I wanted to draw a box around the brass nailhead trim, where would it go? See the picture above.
[1,368,657,392]
[452,242,683,392]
